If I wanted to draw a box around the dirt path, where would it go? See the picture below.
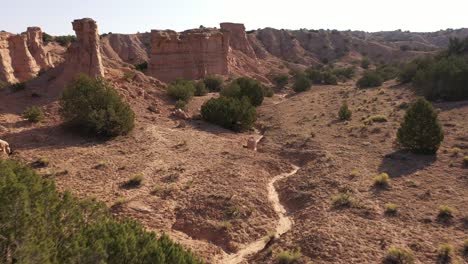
[220,164,300,264]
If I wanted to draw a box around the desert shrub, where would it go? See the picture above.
[276,249,301,264]
[385,203,399,216]
[126,174,144,188]
[0,159,203,264]
[135,61,148,72]
[383,246,414,264]
[293,74,311,92]
[167,79,196,102]
[201,97,256,132]
[437,205,455,221]
[331,191,353,208]
[273,74,289,88]
[322,71,338,85]
[204,75,223,92]
[338,101,352,121]
[22,106,44,123]
[175,100,187,110]
[0,81,6,90]
[262,85,274,97]
[10,82,26,92]
[376,64,400,81]
[373,173,390,189]
[361,57,370,69]
[463,239,468,256]
[194,81,208,96]
[220,83,241,98]
[32,158,49,168]
[436,244,454,264]
[60,75,135,137]
[226,77,264,106]
[333,66,355,81]
[305,68,323,84]
[463,156,468,167]
[357,71,383,88]
[397,98,444,154]
[55,35,77,46]
[364,114,388,124]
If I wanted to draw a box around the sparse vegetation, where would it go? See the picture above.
[22,106,44,123]
[382,246,414,264]
[204,75,223,92]
[364,114,388,124]
[357,71,383,88]
[126,174,144,187]
[385,203,399,216]
[436,244,454,264]
[201,97,256,132]
[273,74,289,89]
[276,248,301,264]
[332,191,353,208]
[293,73,311,92]
[397,98,444,154]
[60,75,135,137]
[437,205,455,222]
[361,57,370,69]
[338,101,352,121]
[54,35,77,46]
[10,82,26,92]
[373,173,390,189]
[0,159,203,263]
[463,156,468,167]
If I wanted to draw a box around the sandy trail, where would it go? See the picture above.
[220,164,300,264]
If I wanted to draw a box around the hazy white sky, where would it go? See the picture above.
[2,0,467,35]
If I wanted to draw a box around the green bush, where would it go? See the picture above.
[376,64,400,81]
[204,75,223,92]
[305,68,323,84]
[167,79,196,101]
[194,81,208,96]
[175,100,187,110]
[361,57,370,69]
[273,74,289,88]
[201,97,256,132]
[436,244,454,264]
[0,159,203,264]
[357,71,383,88]
[54,35,77,46]
[42,32,53,43]
[262,85,274,97]
[373,173,390,189]
[22,106,44,123]
[322,71,338,85]
[59,75,135,138]
[220,83,241,98]
[397,98,444,154]
[293,74,311,92]
[228,77,264,106]
[338,101,352,121]
[383,246,414,264]
[332,66,355,81]
[276,248,301,264]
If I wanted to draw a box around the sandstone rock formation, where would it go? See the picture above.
[101,33,149,65]
[26,27,53,69]
[220,23,256,59]
[0,32,17,83]
[148,28,229,82]
[61,18,104,81]
[8,34,40,82]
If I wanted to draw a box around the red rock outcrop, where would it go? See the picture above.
[61,18,104,81]
[26,27,53,69]
[8,34,40,82]
[220,23,256,59]
[0,32,17,83]
[101,33,149,65]
[148,28,229,82]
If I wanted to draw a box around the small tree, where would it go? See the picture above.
[357,71,383,88]
[23,106,44,123]
[201,97,256,132]
[167,79,196,101]
[60,75,135,137]
[397,98,444,154]
[222,77,264,106]
[338,101,352,121]
[204,75,223,92]
[194,81,208,96]
[273,74,289,89]
[293,74,311,92]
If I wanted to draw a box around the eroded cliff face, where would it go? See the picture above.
[26,27,53,69]
[148,29,229,82]
[0,32,17,83]
[101,33,149,65]
[220,23,256,59]
[8,34,40,82]
[61,18,104,81]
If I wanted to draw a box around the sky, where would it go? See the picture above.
[1,0,467,35]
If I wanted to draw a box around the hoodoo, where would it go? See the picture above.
[26,27,53,69]
[8,34,40,82]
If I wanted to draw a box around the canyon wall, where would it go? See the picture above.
[148,29,230,82]
[61,18,104,81]
[101,33,149,65]
[7,34,40,82]
[220,23,256,59]
[0,32,17,83]
[26,27,53,69]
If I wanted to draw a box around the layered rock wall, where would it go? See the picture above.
[148,29,229,82]
[8,34,40,82]
[26,27,53,69]
[220,23,256,59]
